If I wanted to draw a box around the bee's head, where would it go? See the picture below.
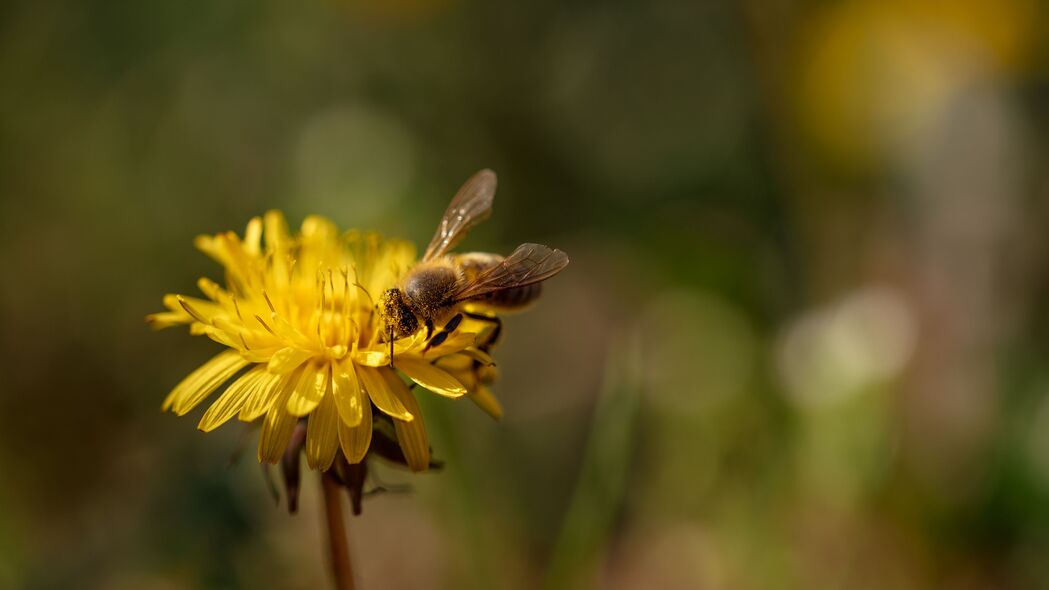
[381,287,418,340]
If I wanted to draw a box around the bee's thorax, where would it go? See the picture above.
[402,264,459,314]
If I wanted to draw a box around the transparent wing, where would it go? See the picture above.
[423,169,497,261]
[452,243,569,302]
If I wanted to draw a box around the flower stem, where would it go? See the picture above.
[322,472,356,590]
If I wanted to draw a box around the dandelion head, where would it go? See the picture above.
[148,211,498,477]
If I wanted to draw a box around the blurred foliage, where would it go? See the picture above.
[3,0,1049,588]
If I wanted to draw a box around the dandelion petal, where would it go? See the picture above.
[258,375,299,464]
[354,350,388,367]
[461,347,495,366]
[287,363,327,417]
[244,216,263,255]
[423,332,478,358]
[239,371,288,422]
[397,357,467,398]
[332,360,364,427]
[338,397,372,464]
[358,366,413,421]
[163,350,248,416]
[198,366,266,432]
[385,371,430,472]
[268,347,311,374]
[306,390,339,470]
[146,311,188,329]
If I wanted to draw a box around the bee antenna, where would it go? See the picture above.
[389,324,395,369]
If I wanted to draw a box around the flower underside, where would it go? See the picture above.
[149,211,502,473]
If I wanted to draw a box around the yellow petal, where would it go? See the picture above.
[422,332,478,358]
[306,389,339,471]
[396,357,467,398]
[460,347,495,366]
[434,354,472,372]
[197,366,267,432]
[332,360,364,427]
[194,234,220,260]
[358,366,413,421]
[268,311,310,345]
[162,350,248,415]
[196,277,226,301]
[258,372,300,463]
[392,331,427,354]
[287,363,328,417]
[176,295,222,325]
[168,294,225,319]
[268,347,312,374]
[239,370,291,422]
[264,210,291,252]
[161,293,183,312]
[469,384,504,420]
[201,325,239,349]
[210,316,244,338]
[244,216,263,255]
[353,350,389,367]
[338,396,372,464]
[145,311,189,330]
[301,215,338,241]
[241,347,282,363]
[352,333,423,366]
[386,372,430,472]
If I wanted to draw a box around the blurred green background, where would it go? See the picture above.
[3,0,1049,588]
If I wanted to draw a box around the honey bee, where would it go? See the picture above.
[381,169,569,359]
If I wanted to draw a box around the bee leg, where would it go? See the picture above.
[443,312,464,333]
[423,335,444,352]
[425,313,463,352]
[463,311,502,350]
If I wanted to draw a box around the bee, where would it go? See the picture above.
[381,169,569,359]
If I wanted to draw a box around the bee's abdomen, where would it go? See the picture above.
[477,282,542,309]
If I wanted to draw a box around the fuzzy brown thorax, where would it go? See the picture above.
[382,263,460,340]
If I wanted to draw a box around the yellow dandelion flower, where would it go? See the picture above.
[148,211,494,473]
[151,171,568,589]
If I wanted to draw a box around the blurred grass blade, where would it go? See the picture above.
[544,334,642,590]
[419,394,495,590]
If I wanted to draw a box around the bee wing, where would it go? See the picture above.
[423,169,497,261]
[452,243,569,302]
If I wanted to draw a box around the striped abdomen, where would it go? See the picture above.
[453,251,543,310]
[473,281,542,309]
